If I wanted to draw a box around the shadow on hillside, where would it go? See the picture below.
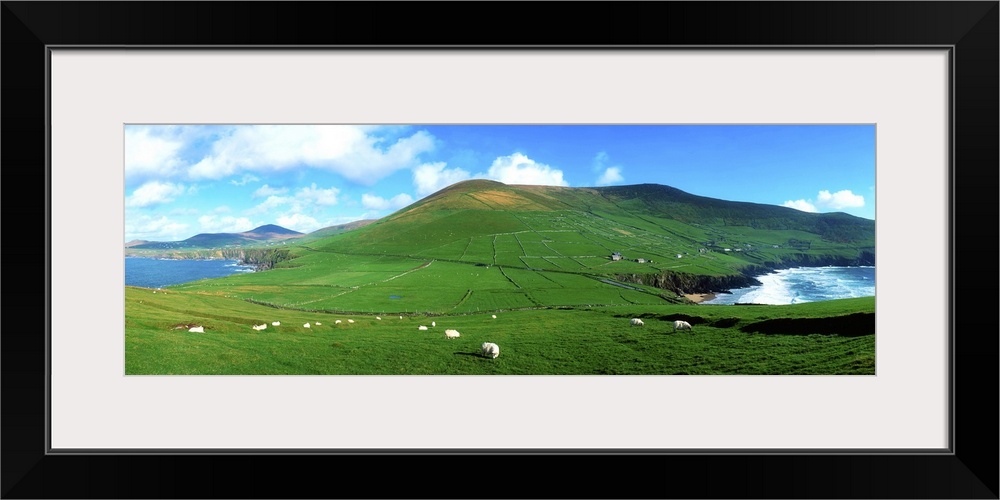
[739,313,874,337]
[710,317,741,328]
[616,313,707,325]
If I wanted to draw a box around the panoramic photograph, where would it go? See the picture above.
[125,124,875,375]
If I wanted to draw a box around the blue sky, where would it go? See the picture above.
[125,124,875,242]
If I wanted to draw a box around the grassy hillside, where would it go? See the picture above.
[126,287,874,375]
[125,180,876,375]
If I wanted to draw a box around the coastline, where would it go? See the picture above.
[683,293,716,304]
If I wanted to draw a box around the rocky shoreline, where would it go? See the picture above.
[612,251,875,297]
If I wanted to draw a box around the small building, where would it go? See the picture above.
[611,252,623,261]
[636,258,647,263]
[676,254,683,259]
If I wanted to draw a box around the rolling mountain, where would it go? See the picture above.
[308,179,874,286]
[131,224,304,250]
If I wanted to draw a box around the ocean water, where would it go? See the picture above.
[125,257,255,288]
[701,266,875,305]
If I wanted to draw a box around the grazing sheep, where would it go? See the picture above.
[188,326,204,333]
[630,318,644,327]
[335,320,342,324]
[376,317,382,321]
[418,325,428,331]
[272,321,280,326]
[400,316,403,320]
[491,314,497,319]
[315,322,322,326]
[673,320,692,331]
[252,324,267,331]
[481,342,500,359]
[445,329,460,339]
[432,321,436,327]
[348,319,355,324]
[304,323,311,328]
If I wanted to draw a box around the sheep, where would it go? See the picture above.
[431,321,436,327]
[400,316,403,320]
[491,314,497,319]
[481,342,500,359]
[252,324,267,331]
[315,322,322,326]
[630,318,644,327]
[445,329,460,339]
[376,317,382,321]
[418,325,428,331]
[304,323,311,328]
[188,326,204,333]
[673,320,692,331]
[335,320,342,324]
[272,321,280,326]
[348,319,355,324]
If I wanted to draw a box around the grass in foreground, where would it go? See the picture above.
[126,287,874,375]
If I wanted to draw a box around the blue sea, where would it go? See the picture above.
[125,257,255,288]
[701,266,875,305]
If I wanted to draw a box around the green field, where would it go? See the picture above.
[126,287,874,375]
[126,180,875,375]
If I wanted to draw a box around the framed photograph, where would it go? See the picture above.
[5,2,997,498]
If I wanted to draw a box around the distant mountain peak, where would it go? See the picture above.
[243,224,302,236]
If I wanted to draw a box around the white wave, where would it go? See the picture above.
[700,266,874,305]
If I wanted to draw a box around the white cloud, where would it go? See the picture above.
[485,153,568,186]
[782,199,819,213]
[125,214,189,242]
[276,213,324,233]
[592,151,610,172]
[253,184,289,198]
[126,181,186,208]
[362,193,414,211]
[413,162,473,196]
[816,189,865,209]
[169,207,199,216]
[296,183,340,206]
[187,125,435,184]
[198,215,255,233]
[231,174,260,186]
[596,167,624,186]
[213,206,232,213]
[124,127,185,179]
[247,195,293,215]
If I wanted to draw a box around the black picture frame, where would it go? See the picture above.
[3,2,997,498]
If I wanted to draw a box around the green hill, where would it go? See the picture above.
[128,180,877,375]
[307,180,874,285]
[131,224,303,250]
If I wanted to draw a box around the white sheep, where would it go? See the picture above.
[491,314,497,319]
[673,320,692,331]
[188,326,204,333]
[630,318,644,326]
[335,320,342,324]
[272,321,280,326]
[481,342,500,359]
[252,324,267,331]
[315,322,322,326]
[431,321,436,327]
[445,329,460,339]
[304,323,311,328]
[376,317,382,321]
[348,319,355,324]
[418,325,428,331]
